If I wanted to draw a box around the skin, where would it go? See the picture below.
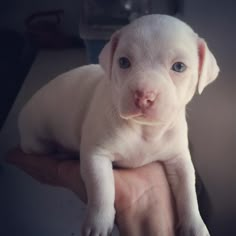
[7,148,176,236]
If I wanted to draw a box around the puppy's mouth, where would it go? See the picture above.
[119,108,157,121]
[119,107,165,125]
[120,111,143,120]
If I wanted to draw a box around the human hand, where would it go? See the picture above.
[7,148,176,236]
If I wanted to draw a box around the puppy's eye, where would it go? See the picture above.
[171,62,186,72]
[118,57,131,69]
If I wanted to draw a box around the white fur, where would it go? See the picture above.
[18,14,219,236]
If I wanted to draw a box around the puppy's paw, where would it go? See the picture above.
[82,207,115,236]
[178,216,210,236]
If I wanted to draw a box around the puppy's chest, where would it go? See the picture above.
[111,133,172,168]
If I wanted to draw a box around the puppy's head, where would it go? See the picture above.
[99,14,219,125]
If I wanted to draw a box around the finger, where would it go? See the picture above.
[6,147,65,186]
[6,147,54,171]
[6,147,87,202]
[6,147,26,164]
[56,160,87,202]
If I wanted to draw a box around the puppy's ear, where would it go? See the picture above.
[99,31,120,79]
[197,38,220,94]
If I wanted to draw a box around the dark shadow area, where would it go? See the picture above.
[0,29,37,130]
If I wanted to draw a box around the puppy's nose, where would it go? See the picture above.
[134,90,157,110]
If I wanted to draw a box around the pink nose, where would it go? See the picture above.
[134,90,157,110]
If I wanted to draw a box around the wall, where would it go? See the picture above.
[182,0,236,234]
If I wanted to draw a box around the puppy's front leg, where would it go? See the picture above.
[164,153,210,236]
[80,154,115,236]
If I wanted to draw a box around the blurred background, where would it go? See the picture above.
[0,0,235,235]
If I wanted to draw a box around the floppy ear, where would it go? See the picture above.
[197,38,220,94]
[99,31,120,79]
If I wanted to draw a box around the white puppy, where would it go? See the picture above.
[18,14,219,236]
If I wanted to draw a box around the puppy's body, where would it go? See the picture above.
[19,65,103,153]
[19,64,185,166]
[19,15,219,236]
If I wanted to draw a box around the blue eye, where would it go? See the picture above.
[119,57,131,69]
[171,62,186,72]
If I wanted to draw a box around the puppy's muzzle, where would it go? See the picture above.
[133,89,158,110]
